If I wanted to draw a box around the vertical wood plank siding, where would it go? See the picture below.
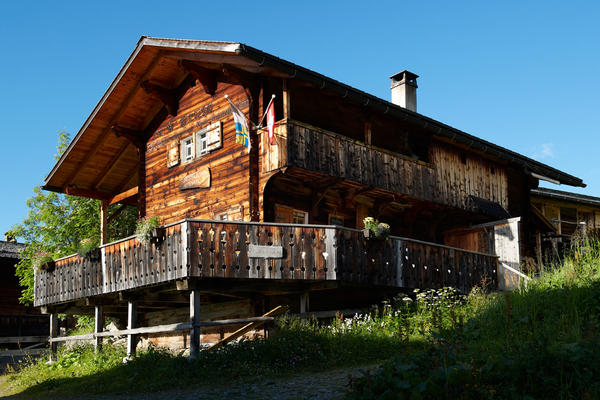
[262,121,508,212]
[34,221,498,306]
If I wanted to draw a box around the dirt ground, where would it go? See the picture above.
[0,363,379,400]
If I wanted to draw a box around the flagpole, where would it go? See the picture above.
[256,94,276,129]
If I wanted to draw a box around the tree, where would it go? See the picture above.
[8,132,137,305]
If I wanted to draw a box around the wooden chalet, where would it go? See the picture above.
[35,37,585,355]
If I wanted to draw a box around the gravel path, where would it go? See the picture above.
[1,363,379,400]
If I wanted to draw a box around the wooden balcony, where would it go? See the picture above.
[260,120,508,212]
[34,220,498,307]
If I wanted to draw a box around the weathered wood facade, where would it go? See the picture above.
[528,188,600,267]
[36,37,586,353]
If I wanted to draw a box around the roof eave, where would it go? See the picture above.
[236,44,585,188]
[44,36,242,188]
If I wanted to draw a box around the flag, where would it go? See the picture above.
[266,99,275,145]
[227,97,250,151]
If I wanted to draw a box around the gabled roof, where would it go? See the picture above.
[44,36,584,201]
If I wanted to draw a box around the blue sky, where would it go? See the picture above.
[1,0,599,237]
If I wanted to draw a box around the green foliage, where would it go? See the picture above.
[135,216,161,242]
[363,217,391,239]
[348,237,600,399]
[7,132,137,305]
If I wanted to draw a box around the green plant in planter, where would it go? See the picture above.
[31,252,55,273]
[77,238,100,261]
[363,217,391,240]
[135,216,161,243]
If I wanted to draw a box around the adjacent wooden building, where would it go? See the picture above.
[35,37,585,353]
[1,239,48,348]
[530,188,600,265]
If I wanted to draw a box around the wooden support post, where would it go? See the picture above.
[127,300,137,358]
[189,290,201,359]
[49,313,58,361]
[94,305,105,352]
[535,231,543,272]
[364,121,372,145]
[137,147,146,219]
[282,79,291,119]
[246,84,261,221]
[300,292,310,314]
[100,199,108,245]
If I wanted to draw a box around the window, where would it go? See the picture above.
[293,210,307,224]
[176,122,222,167]
[196,132,208,156]
[196,122,221,157]
[216,212,228,221]
[275,204,308,224]
[181,135,194,163]
[329,214,344,226]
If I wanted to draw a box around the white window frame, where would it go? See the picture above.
[181,135,195,163]
[196,131,209,156]
[292,210,308,224]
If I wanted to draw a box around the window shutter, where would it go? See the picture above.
[207,122,222,151]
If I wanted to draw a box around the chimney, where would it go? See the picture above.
[390,71,419,112]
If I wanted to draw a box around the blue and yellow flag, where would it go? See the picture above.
[226,97,250,151]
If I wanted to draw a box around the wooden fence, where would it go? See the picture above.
[34,220,498,306]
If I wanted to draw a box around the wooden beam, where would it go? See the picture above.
[364,121,372,145]
[138,147,146,218]
[63,53,162,188]
[100,200,108,245]
[49,313,58,361]
[141,80,179,116]
[179,60,217,96]
[243,80,262,221]
[207,305,284,351]
[108,186,139,205]
[65,186,110,200]
[112,125,145,149]
[91,142,132,190]
[222,65,258,89]
[282,79,291,119]
[127,300,137,358]
[94,305,104,352]
[300,292,309,313]
[189,290,201,359]
[0,336,48,344]
[107,204,128,224]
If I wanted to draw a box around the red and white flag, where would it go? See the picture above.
[266,99,275,145]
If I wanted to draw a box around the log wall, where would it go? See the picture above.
[145,83,251,225]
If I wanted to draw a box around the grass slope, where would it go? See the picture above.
[4,239,600,399]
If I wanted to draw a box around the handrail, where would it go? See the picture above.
[500,262,531,281]
[49,316,276,343]
[52,219,498,263]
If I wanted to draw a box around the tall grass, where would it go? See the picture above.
[349,237,600,399]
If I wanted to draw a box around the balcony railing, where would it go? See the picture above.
[34,220,498,307]
[259,119,508,212]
